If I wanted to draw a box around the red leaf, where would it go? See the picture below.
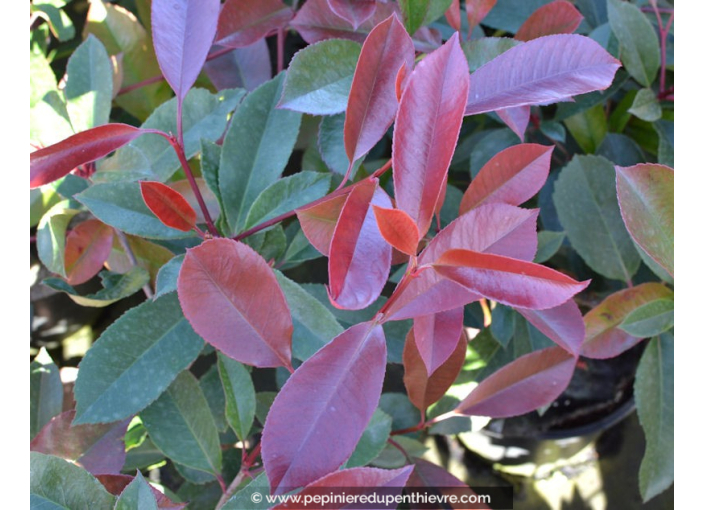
[152,0,220,100]
[96,474,187,509]
[262,322,387,493]
[216,0,294,49]
[434,249,589,310]
[445,0,461,32]
[296,191,351,256]
[30,410,130,475]
[496,105,531,141]
[64,220,114,285]
[514,0,584,42]
[170,179,221,225]
[466,0,497,33]
[464,35,621,116]
[404,326,467,411]
[327,0,377,30]
[273,466,413,509]
[459,144,553,214]
[140,181,198,232]
[30,124,144,189]
[413,307,465,376]
[581,283,673,359]
[372,206,420,256]
[517,299,585,356]
[328,180,392,310]
[393,33,469,237]
[384,204,539,320]
[454,346,576,417]
[178,238,293,370]
[344,14,415,164]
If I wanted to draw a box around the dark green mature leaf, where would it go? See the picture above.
[220,74,302,234]
[64,35,113,132]
[217,354,256,442]
[30,452,116,508]
[635,333,674,501]
[564,104,607,153]
[199,366,228,432]
[462,37,522,72]
[95,89,245,182]
[76,182,194,239]
[114,471,159,510]
[553,155,640,281]
[482,0,553,32]
[123,437,166,471]
[619,299,674,338]
[345,409,393,468]
[607,0,659,87]
[655,120,674,167]
[30,349,63,441]
[36,200,80,277]
[275,272,344,361]
[73,293,204,424]
[534,231,565,263]
[155,254,185,298]
[244,172,331,230]
[221,472,271,510]
[141,371,222,476]
[319,113,363,176]
[43,267,150,308]
[278,40,362,115]
[399,0,430,35]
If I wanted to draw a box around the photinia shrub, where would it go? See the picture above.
[30,0,674,507]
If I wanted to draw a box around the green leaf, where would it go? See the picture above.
[244,225,288,262]
[628,88,662,122]
[44,267,150,308]
[114,471,159,510]
[654,120,673,167]
[490,304,516,348]
[30,47,59,108]
[200,366,228,433]
[274,272,343,361]
[482,0,553,32]
[462,37,522,73]
[372,436,427,469]
[379,393,420,432]
[30,349,63,441]
[155,254,185,298]
[95,89,246,182]
[635,333,674,501]
[221,472,270,510]
[619,299,674,338]
[564,104,607,154]
[318,113,363,176]
[32,3,75,41]
[64,35,113,132]
[345,409,393,468]
[607,0,659,87]
[77,182,195,239]
[123,437,166,471]
[399,0,430,35]
[534,231,565,263]
[141,371,222,475]
[220,74,302,234]
[278,40,361,115]
[36,200,80,277]
[200,140,224,213]
[280,223,324,269]
[73,293,204,424]
[553,155,640,281]
[244,172,331,230]
[423,0,453,25]
[470,129,520,178]
[217,354,256,442]
[30,452,115,508]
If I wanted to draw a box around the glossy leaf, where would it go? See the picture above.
[607,0,659,87]
[30,410,130,475]
[106,235,174,283]
[328,180,392,310]
[97,473,185,509]
[44,268,150,308]
[464,35,620,116]
[635,333,674,501]
[320,113,364,176]
[30,452,116,509]
[393,34,469,236]
[344,14,415,163]
[30,124,144,188]
[114,472,159,510]
[262,322,387,493]
[216,0,294,48]
[514,0,583,41]
[462,37,521,73]
[37,200,80,277]
[345,409,393,468]
[272,466,413,509]
[205,40,272,92]
[413,307,465,376]
[516,300,585,356]
[581,283,673,359]
[553,155,640,281]
[296,192,350,256]
[151,0,220,101]
[73,293,204,424]
[221,472,271,510]
[170,179,220,226]
[64,219,114,285]
[328,0,377,30]
[460,144,553,214]
[435,248,588,310]
[404,326,467,411]
[466,0,498,33]
[219,74,302,234]
[619,299,674,339]
[399,0,430,35]
[616,163,674,277]
[30,349,63,441]
[496,106,531,141]
[564,103,607,153]
[279,40,362,115]
[140,181,197,232]
[141,371,222,475]
[217,354,256,442]
[628,88,662,122]
[534,231,565,263]
[178,238,293,369]
[454,346,576,417]
[372,206,420,256]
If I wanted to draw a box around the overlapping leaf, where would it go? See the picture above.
[30,349,63,441]
[466,0,498,33]
[514,0,583,41]
[64,219,114,285]
[372,206,420,256]
[517,300,585,356]
[114,472,160,510]
[140,181,197,232]
[296,191,351,256]
[413,307,465,376]
[216,0,294,49]
[328,0,377,30]
[496,106,531,141]
[607,0,659,87]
